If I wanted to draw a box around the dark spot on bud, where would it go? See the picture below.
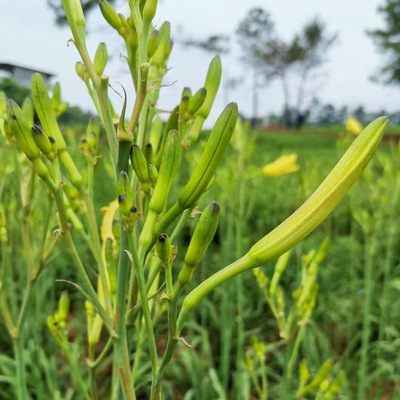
[119,170,128,179]
[182,96,189,102]
[32,125,43,134]
[130,206,137,214]
[210,201,220,211]
[159,233,168,243]
[118,194,127,204]
[81,138,88,143]
[48,136,56,143]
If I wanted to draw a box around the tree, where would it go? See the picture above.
[369,0,400,85]
[237,8,337,128]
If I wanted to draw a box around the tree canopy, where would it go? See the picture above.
[369,0,400,85]
[237,8,337,127]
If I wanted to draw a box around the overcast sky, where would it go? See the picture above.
[1,0,399,124]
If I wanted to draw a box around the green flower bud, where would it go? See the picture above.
[178,201,220,286]
[147,30,159,58]
[149,130,181,214]
[149,116,163,153]
[188,56,222,142]
[188,88,207,116]
[94,42,108,76]
[151,22,171,67]
[22,97,34,127]
[58,292,70,322]
[7,100,56,188]
[51,82,69,117]
[179,96,190,121]
[144,143,155,163]
[156,106,179,168]
[178,103,238,209]
[6,100,40,161]
[198,56,222,119]
[52,82,62,113]
[148,162,158,185]
[99,0,124,35]
[143,0,158,24]
[131,144,150,192]
[117,171,133,216]
[156,233,171,266]
[139,130,181,251]
[112,219,120,242]
[178,117,388,322]
[75,62,89,81]
[32,125,55,160]
[31,73,83,187]
[182,87,192,101]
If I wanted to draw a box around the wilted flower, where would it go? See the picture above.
[262,153,300,177]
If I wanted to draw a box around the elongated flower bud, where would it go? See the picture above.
[178,117,388,323]
[148,162,158,185]
[149,116,163,152]
[75,61,89,81]
[188,56,222,142]
[32,125,55,160]
[22,97,34,127]
[150,130,181,214]
[7,101,39,160]
[143,0,158,24]
[179,96,189,121]
[112,219,120,242]
[182,87,192,101]
[94,42,108,76]
[61,0,86,46]
[188,88,207,116]
[131,144,149,182]
[144,143,155,163]
[58,292,70,322]
[99,0,124,35]
[178,103,238,209]
[148,30,159,58]
[199,56,221,118]
[156,233,171,266]
[131,144,150,192]
[31,73,83,186]
[139,130,181,251]
[117,171,133,216]
[151,22,170,67]
[7,100,55,189]
[178,201,220,287]
[52,82,61,112]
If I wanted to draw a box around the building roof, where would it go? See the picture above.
[0,62,54,79]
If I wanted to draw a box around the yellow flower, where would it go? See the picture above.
[345,116,363,136]
[262,153,300,177]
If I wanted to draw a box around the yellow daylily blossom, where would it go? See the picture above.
[345,116,363,136]
[262,153,300,177]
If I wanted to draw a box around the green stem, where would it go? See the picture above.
[13,337,30,400]
[177,255,254,333]
[113,224,136,400]
[357,233,377,400]
[63,340,91,400]
[53,190,114,332]
[132,243,159,396]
